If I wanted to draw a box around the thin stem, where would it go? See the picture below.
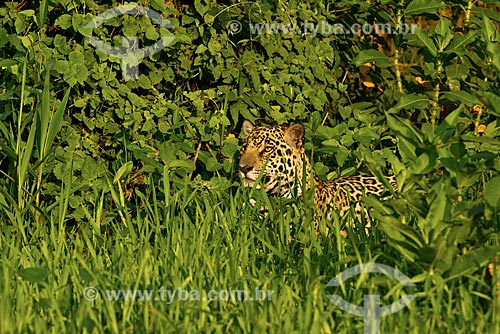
[430,59,443,127]
[464,0,474,26]
[394,48,403,94]
[393,7,404,94]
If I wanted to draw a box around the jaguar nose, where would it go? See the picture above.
[239,164,253,174]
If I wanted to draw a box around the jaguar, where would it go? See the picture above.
[238,120,397,230]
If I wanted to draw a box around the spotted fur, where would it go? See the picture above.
[239,121,397,229]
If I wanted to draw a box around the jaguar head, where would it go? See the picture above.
[238,120,306,197]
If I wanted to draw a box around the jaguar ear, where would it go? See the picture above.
[284,123,305,149]
[242,120,255,136]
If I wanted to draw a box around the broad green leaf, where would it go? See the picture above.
[474,6,500,22]
[486,41,500,74]
[194,0,209,16]
[378,219,425,262]
[481,16,500,74]
[204,13,215,25]
[145,25,159,40]
[418,183,451,244]
[221,137,239,157]
[387,93,429,113]
[251,94,268,110]
[448,246,500,278]
[484,176,500,207]
[113,161,134,183]
[55,14,72,29]
[445,31,478,56]
[481,15,497,43]
[415,28,438,57]
[410,148,438,175]
[386,114,426,161]
[461,134,500,146]
[442,91,481,107]
[445,63,470,80]
[405,0,446,16]
[19,10,35,17]
[434,19,452,52]
[430,236,457,273]
[353,49,390,68]
[433,106,461,143]
[169,159,196,172]
[206,157,222,171]
[477,91,500,116]
[137,75,152,89]
[0,59,17,68]
[81,156,105,180]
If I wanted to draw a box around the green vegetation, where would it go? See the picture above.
[0,0,499,332]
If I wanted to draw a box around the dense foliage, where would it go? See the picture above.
[0,0,499,332]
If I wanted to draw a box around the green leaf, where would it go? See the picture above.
[114,161,134,183]
[137,75,152,89]
[433,106,461,143]
[55,14,72,29]
[206,157,222,171]
[38,0,48,28]
[414,28,438,57]
[17,56,35,194]
[419,182,451,243]
[445,31,478,56]
[405,0,446,16]
[474,6,500,22]
[0,59,17,67]
[353,49,390,68]
[481,15,497,43]
[221,137,239,157]
[410,148,438,174]
[169,159,196,172]
[378,218,425,262]
[45,87,70,157]
[442,91,481,107]
[461,134,500,146]
[204,13,215,25]
[194,0,209,16]
[37,68,51,159]
[484,176,500,207]
[145,25,159,40]
[19,267,49,284]
[448,246,500,278]
[387,93,429,113]
[386,114,426,161]
[477,91,500,116]
[482,16,500,74]
[434,19,452,52]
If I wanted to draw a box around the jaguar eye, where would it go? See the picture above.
[264,145,274,153]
